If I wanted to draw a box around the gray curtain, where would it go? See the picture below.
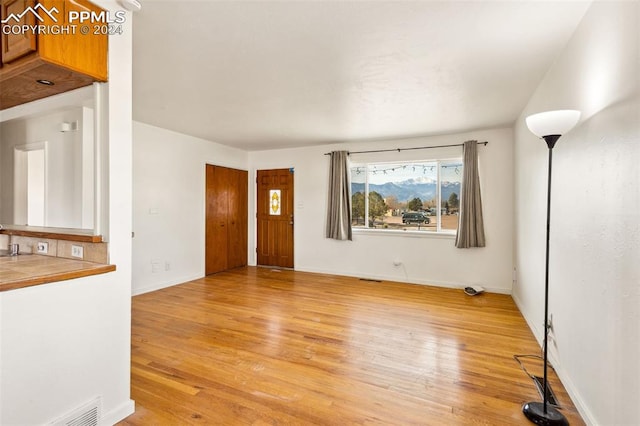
[455,140,486,248]
[325,151,352,241]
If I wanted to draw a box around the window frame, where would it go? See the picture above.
[350,158,462,237]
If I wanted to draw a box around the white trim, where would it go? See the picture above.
[132,273,204,296]
[14,141,47,152]
[99,399,135,426]
[94,82,108,239]
[14,142,48,227]
[352,228,456,239]
[512,293,596,426]
[295,265,511,295]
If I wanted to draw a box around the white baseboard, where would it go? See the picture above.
[511,293,596,425]
[101,399,134,426]
[134,264,511,295]
[132,273,204,296]
[294,265,512,294]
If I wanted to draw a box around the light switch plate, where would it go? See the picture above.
[71,245,84,259]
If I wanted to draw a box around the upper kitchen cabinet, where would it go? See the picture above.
[1,0,37,63]
[0,0,108,110]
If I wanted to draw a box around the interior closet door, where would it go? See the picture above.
[227,167,248,269]
[205,165,247,275]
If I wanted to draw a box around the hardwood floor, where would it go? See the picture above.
[119,267,584,425]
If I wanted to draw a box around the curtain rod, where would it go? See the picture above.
[324,141,488,156]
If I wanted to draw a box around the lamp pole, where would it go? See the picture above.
[522,134,568,426]
[543,135,558,415]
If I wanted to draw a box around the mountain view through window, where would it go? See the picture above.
[351,160,462,232]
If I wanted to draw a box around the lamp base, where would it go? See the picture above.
[522,402,569,426]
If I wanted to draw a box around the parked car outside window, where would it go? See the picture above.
[402,212,430,224]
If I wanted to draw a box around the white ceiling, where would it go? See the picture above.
[132,1,590,151]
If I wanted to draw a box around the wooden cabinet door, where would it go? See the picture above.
[1,0,37,64]
[38,0,108,81]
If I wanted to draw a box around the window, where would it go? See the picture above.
[351,160,462,233]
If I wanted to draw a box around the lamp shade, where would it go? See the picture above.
[525,110,581,138]
[118,0,141,11]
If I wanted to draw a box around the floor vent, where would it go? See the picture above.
[49,396,102,426]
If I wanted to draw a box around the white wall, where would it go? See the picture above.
[248,127,514,293]
[0,107,89,228]
[0,2,135,424]
[131,124,513,294]
[132,121,248,295]
[513,2,639,425]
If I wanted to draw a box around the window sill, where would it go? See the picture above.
[352,228,456,239]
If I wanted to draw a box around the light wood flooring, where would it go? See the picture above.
[119,267,584,425]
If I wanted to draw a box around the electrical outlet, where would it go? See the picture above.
[71,245,84,259]
[36,242,49,254]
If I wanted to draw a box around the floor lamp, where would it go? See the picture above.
[522,109,581,426]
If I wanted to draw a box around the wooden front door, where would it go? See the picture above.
[257,169,294,268]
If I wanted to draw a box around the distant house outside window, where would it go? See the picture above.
[350,160,462,234]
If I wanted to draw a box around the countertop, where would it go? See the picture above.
[0,254,115,292]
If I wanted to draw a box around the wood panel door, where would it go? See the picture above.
[227,167,248,269]
[257,169,294,268]
[205,165,247,275]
